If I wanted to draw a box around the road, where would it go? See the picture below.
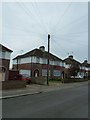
[2,83,88,118]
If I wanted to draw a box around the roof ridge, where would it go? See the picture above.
[0,43,13,52]
[13,48,63,61]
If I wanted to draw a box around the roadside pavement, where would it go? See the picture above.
[0,81,88,99]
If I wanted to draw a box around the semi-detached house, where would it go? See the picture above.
[64,55,90,78]
[0,44,13,81]
[13,46,67,79]
[81,60,90,78]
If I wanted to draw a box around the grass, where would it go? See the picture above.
[49,78,63,83]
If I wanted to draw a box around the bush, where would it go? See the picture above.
[49,78,62,81]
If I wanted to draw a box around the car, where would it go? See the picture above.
[71,76,74,78]
[75,75,83,79]
[70,75,83,79]
[14,74,31,84]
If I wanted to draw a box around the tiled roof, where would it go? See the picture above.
[82,60,90,67]
[13,48,63,61]
[64,57,81,65]
[0,44,13,52]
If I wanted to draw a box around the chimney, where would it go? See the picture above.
[69,55,73,59]
[39,46,45,52]
[84,60,88,63]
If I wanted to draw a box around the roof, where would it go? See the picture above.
[82,60,90,67]
[64,57,81,65]
[0,44,13,52]
[13,48,63,61]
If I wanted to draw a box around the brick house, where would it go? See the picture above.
[64,55,90,78]
[0,44,13,81]
[13,46,66,80]
[81,60,90,78]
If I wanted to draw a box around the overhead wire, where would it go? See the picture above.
[53,31,88,40]
[51,37,87,59]
[5,23,47,37]
[31,1,48,34]
[27,2,47,34]
[51,2,72,35]
[14,1,87,56]
[52,33,88,49]
[54,14,88,34]
[23,2,48,34]
[16,1,46,35]
[58,31,88,36]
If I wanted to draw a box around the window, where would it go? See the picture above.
[53,70,61,76]
[0,51,2,58]
[42,69,50,76]
[40,58,43,64]
[43,58,47,64]
[21,57,30,64]
[13,59,17,64]
[32,56,36,63]
[62,62,64,67]
[5,52,10,59]
[54,61,60,66]
[2,51,5,59]
[60,62,62,66]
[20,69,31,76]
[36,57,40,63]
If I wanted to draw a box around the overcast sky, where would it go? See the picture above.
[1,1,88,68]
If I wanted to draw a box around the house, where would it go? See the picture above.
[64,55,90,78]
[64,55,81,78]
[0,44,13,81]
[81,60,90,78]
[13,46,66,80]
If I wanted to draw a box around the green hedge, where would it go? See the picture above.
[49,78,62,81]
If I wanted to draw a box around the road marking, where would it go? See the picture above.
[0,91,43,100]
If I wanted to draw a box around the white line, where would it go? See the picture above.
[0,91,42,99]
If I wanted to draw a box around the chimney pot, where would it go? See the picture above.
[39,46,45,52]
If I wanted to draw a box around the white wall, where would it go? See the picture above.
[13,56,66,67]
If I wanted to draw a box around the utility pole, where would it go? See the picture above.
[47,34,50,85]
[31,55,32,79]
[17,57,18,70]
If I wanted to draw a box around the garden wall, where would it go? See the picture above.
[0,80,26,90]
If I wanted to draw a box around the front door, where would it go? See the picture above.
[34,69,39,77]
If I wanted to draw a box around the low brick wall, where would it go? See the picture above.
[31,77,47,85]
[0,80,26,90]
[63,78,88,83]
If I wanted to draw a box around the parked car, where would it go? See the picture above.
[14,74,31,84]
[71,75,83,79]
[71,76,74,78]
[75,75,83,79]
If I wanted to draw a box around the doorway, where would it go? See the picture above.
[34,69,39,77]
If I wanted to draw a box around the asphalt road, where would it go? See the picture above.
[2,83,88,118]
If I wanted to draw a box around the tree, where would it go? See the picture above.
[68,62,80,78]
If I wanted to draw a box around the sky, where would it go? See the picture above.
[1,1,88,68]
